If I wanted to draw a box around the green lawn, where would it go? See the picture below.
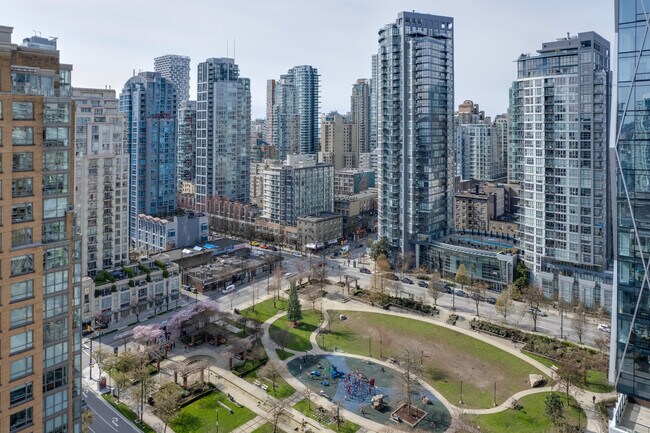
[325,310,547,408]
[243,368,296,398]
[275,348,294,360]
[102,394,156,433]
[523,352,613,393]
[170,391,256,433]
[269,310,322,352]
[293,399,360,433]
[251,423,284,433]
[242,298,288,323]
[472,392,586,433]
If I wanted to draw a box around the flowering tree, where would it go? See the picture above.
[167,300,221,337]
[132,324,165,346]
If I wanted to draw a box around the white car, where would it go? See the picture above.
[597,324,611,333]
[292,252,302,257]
[222,284,235,294]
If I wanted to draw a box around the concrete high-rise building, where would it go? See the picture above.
[454,100,489,178]
[611,1,650,425]
[73,88,130,276]
[262,155,334,226]
[120,71,178,240]
[319,111,358,169]
[458,123,500,181]
[266,66,320,157]
[154,54,190,106]
[0,26,81,433]
[377,11,454,265]
[510,32,611,276]
[195,58,251,208]
[370,54,378,152]
[351,78,371,154]
[177,100,196,189]
[493,113,509,181]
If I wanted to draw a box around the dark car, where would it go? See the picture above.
[270,246,278,251]
[418,280,429,288]
[454,290,466,297]
[360,267,372,274]
[385,273,399,281]
[470,293,485,302]
[401,277,413,284]
[445,286,454,294]
[486,297,497,305]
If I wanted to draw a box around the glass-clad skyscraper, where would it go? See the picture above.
[376,11,454,266]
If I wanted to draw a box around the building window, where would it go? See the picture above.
[44,294,68,318]
[0,100,3,119]
[10,305,33,328]
[12,178,33,198]
[11,228,33,248]
[12,127,34,146]
[12,152,33,171]
[11,280,34,302]
[44,103,70,124]
[44,151,69,171]
[9,382,33,406]
[43,197,68,219]
[44,390,68,417]
[44,270,68,295]
[45,413,68,433]
[10,330,33,354]
[12,203,33,223]
[10,356,33,381]
[44,247,68,270]
[43,174,68,195]
[10,254,34,276]
[43,221,66,243]
[44,127,69,147]
[43,366,68,392]
[12,101,34,120]
[44,342,68,368]
[9,406,33,432]
[44,317,68,343]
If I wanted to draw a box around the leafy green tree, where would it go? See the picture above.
[287,280,303,325]
[370,237,391,261]
[544,393,565,429]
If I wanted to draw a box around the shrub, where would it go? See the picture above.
[94,270,116,285]
[163,269,169,279]
[111,285,117,293]
[122,267,135,278]
[154,260,167,270]
[146,274,152,283]
[138,264,150,274]
[128,279,135,288]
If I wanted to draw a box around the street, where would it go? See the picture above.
[83,390,142,433]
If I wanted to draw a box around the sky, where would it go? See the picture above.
[5,0,614,120]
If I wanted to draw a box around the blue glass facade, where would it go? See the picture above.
[615,0,650,401]
[119,72,177,241]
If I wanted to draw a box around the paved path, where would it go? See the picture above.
[259,293,616,433]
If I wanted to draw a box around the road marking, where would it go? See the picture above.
[83,390,88,398]
[88,405,118,432]
[112,417,119,427]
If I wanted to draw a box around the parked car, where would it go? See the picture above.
[470,293,485,302]
[597,323,611,333]
[527,307,548,317]
[384,273,399,281]
[250,241,260,246]
[222,284,235,294]
[401,277,413,284]
[418,280,429,288]
[260,244,270,249]
[445,286,454,294]
[360,268,372,274]
[486,297,497,305]
[293,252,303,257]
[454,290,466,297]
[270,246,278,251]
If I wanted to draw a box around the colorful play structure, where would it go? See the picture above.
[307,361,378,401]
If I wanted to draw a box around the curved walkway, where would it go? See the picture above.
[261,295,615,432]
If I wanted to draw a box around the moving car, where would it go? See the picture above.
[360,268,372,274]
[260,244,270,249]
[527,307,548,317]
[222,284,235,294]
[401,277,413,284]
[486,297,497,305]
[597,323,611,333]
[293,252,303,257]
[445,286,454,294]
[418,280,429,288]
[384,273,399,281]
[250,241,260,246]
[454,290,466,297]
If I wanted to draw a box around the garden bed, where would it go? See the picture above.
[232,358,268,377]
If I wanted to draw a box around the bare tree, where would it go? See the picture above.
[268,399,287,433]
[258,361,283,395]
[295,261,305,287]
[304,388,314,411]
[469,281,489,316]
[398,252,414,276]
[275,329,291,353]
[308,291,322,310]
[555,349,585,404]
[571,303,587,344]
[495,288,515,324]
[81,408,94,433]
[399,346,421,417]
[428,272,442,306]
[271,267,284,306]
[390,280,401,298]
[376,254,391,295]
[522,284,545,332]
[376,325,387,358]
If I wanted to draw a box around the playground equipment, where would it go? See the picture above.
[343,370,376,401]
[330,365,345,380]
[371,394,385,410]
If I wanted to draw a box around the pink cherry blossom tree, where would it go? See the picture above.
[167,300,220,337]
[132,324,165,346]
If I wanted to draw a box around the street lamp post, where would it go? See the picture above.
[89,334,93,380]
[216,409,219,433]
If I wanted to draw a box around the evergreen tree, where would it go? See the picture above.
[287,280,303,325]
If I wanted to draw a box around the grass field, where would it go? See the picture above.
[251,423,284,433]
[275,348,294,360]
[269,310,322,352]
[324,310,547,408]
[472,392,586,433]
[523,352,613,393]
[241,298,288,323]
[170,391,256,433]
[243,367,296,398]
[102,394,156,433]
[294,399,360,433]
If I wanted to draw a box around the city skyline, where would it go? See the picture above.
[5,0,612,119]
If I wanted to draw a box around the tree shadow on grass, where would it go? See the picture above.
[170,412,203,433]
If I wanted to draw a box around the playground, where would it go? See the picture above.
[287,354,451,432]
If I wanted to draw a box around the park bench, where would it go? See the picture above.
[261,384,269,391]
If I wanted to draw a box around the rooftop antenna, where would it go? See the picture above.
[234,39,236,59]
[567,32,570,39]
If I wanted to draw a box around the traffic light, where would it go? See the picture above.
[87,325,91,332]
